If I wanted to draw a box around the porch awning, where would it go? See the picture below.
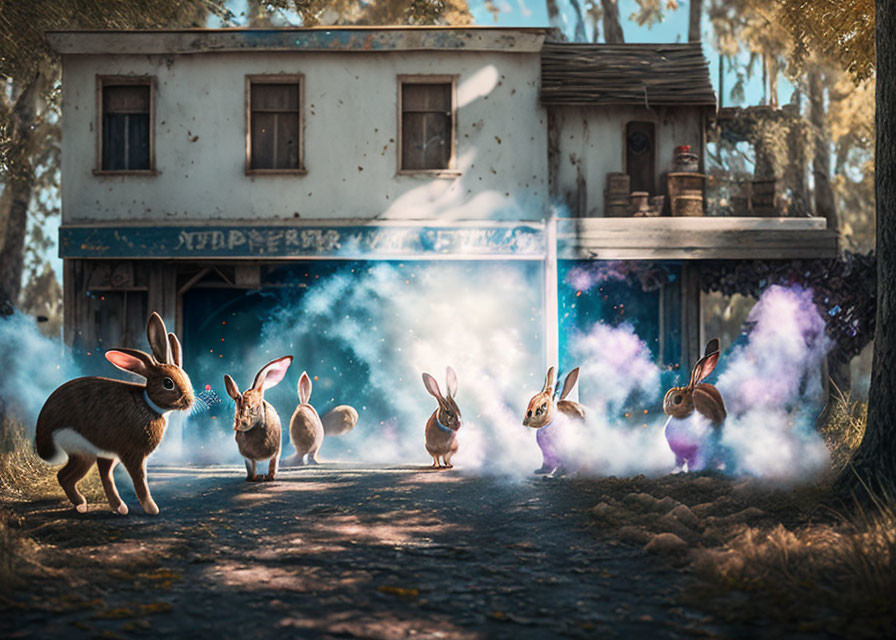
[556,217,839,260]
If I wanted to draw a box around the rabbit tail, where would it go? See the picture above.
[35,420,58,462]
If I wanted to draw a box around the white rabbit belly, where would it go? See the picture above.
[663,414,715,471]
[52,428,118,463]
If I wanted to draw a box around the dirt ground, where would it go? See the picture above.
[1,463,808,639]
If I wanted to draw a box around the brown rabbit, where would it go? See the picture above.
[422,367,461,469]
[35,312,194,515]
[523,367,585,475]
[224,356,292,482]
[282,372,323,466]
[662,338,727,471]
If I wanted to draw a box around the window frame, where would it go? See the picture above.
[245,74,306,176]
[94,75,157,176]
[397,74,459,177]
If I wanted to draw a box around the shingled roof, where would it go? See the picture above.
[540,42,716,108]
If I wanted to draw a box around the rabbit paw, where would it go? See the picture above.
[263,473,276,482]
[114,503,129,515]
[245,474,260,482]
[75,502,88,514]
[142,501,160,516]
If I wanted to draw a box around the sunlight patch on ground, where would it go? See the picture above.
[206,561,315,592]
[276,609,481,640]
[308,512,469,547]
[232,481,347,501]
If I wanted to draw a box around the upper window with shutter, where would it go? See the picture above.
[246,75,304,173]
[398,77,457,173]
[97,77,154,173]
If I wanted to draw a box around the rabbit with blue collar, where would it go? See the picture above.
[422,367,461,469]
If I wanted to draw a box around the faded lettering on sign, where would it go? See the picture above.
[74,224,544,258]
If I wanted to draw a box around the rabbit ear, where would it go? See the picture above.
[694,384,727,424]
[704,338,720,357]
[690,351,720,388]
[559,367,580,401]
[253,356,293,392]
[422,372,443,401]
[223,374,241,401]
[445,366,458,398]
[542,367,556,394]
[146,312,171,364]
[297,371,313,404]
[168,333,183,368]
[106,348,154,379]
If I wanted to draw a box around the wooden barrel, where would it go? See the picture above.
[672,195,704,217]
[606,172,630,196]
[605,195,630,217]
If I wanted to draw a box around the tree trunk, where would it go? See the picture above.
[688,0,702,42]
[786,88,809,215]
[245,0,274,27]
[546,0,563,33]
[809,67,849,409]
[0,174,33,304]
[809,67,839,230]
[568,0,588,42]
[835,0,896,500]
[0,73,42,305]
[601,0,625,43]
[768,56,779,107]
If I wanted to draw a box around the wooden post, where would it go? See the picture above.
[63,259,75,347]
[680,263,702,371]
[544,214,559,372]
[547,108,561,201]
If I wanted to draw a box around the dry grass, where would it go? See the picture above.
[821,391,867,473]
[585,395,893,635]
[667,396,890,636]
[691,493,896,637]
[0,419,103,503]
[0,418,103,595]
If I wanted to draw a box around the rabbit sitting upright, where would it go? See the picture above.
[422,367,462,469]
[523,367,585,475]
[662,338,727,472]
[283,372,324,466]
[224,356,292,482]
[35,312,194,515]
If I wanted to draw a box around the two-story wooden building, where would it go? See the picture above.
[48,27,837,376]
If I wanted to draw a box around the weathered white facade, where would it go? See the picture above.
[56,29,549,224]
[48,27,837,371]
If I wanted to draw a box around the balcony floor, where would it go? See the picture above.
[556,216,838,260]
